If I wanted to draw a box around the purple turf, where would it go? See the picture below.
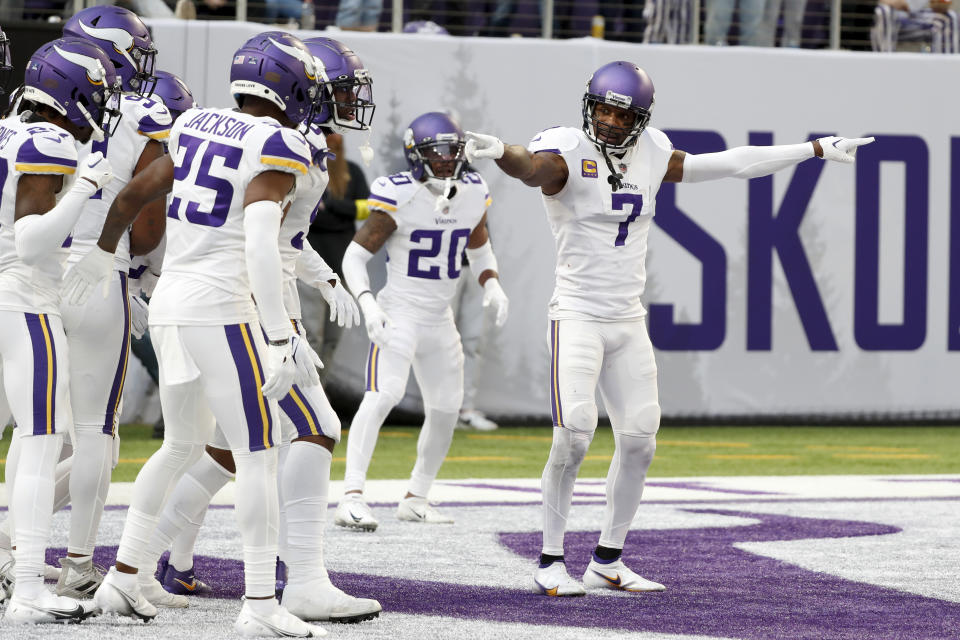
[50,509,960,639]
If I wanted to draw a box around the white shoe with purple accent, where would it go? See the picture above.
[582,557,665,592]
[533,562,585,597]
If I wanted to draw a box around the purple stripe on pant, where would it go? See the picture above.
[278,384,324,438]
[550,320,564,428]
[103,273,131,435]
[24,313,56,435]
[224,323,273,452]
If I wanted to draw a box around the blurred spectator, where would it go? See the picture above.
[403,19,451,34]
[705,0,768,44]
[300,132,370,376]
[872,0,958,50]
[643,0,695,43]
[336,0,382,30]
[264,0,301,22]
[762,0,809,45]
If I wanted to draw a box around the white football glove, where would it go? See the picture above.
[129,295,149,339]
[62,246,115,305]
[140,269,161,298]
[464,131,505,162]
[290,333,322,389]
[358,293,392,348]
[482,278,509,328]
[77,151,113,190]
[817,136,875,164]
[319,281,360,328]
[261,339,296,401]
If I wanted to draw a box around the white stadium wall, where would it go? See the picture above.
[147,20,960,419]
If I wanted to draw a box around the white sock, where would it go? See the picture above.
[407,408,458,498]
[12,433,63,598]
[233,448,279,598]
[342,392,395,493]
[144,451,232,572]
[282,441,331,586]
[599,433,656,549]
[276,441,290,566]
[540,427,592,556]
[115,440,204,570]
[67,428,113,556]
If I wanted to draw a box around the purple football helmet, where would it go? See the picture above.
[146,70,195,122]
[63,6,157,95]
[403,112,466,181]
[230,31,319,127]
[581,61,655,151]
[0,26,12,98]
[22,37,121,143]
[302,37,374,133]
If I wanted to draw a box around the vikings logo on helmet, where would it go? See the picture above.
[63,6,157,95]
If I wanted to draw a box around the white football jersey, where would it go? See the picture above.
[528,126,674,321]
[70,93,172,272]
[0,117,78,314]
[367,170,491,325]
[281,126,330,320]
[149,107,311,327]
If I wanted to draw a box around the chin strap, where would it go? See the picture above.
[358,127,375,167]
[599,142,623,192]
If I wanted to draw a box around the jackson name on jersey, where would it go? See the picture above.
[528,125,674,322]
[367,170,492,325]
[149,107,311,327]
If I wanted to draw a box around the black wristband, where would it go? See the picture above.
[268,337,290,346]
[357,290,373,301]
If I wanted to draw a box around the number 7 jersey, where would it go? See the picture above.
[150,107,311,327]
[528,126,674,321]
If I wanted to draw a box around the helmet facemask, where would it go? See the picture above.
[318,68,374,133]
[415,136,466,182]
[127,44,157,97]
[581,91,653,152]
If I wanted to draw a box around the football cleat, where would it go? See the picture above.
[0,555,14,599]
[3,589,98,624]
[533,561,585,597]
[582,556,665,592]
[334,494,379,531]
[157,557,212,596]
[457,409,499,431]
[234,599,327,637]
[275,559,287,600]
[56,556,105,598]
[92,567,158,621]
[282,579,381,623]
[140,576,189,608]
[395,496,454,524]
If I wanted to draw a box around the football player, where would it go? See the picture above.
[464,61,873,596]
[63,32,325,636]
[335,111,509,530]
[56,6,172,600]
[138,37,381,624]
[0,37,116,623]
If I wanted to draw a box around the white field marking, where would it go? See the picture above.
[2,474,957,508]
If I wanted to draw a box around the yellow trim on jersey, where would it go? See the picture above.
[15,163,76,175]
[38,314,55,435]
[289,387,319,436]
[260,156,308,175]
[138,129,171,141]
[485,197,493,208]
[367,199,397,213]
[240,323,271,450]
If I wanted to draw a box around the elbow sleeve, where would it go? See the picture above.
[243,200,291,341]
[681,143,815,183]
[14,181,96,265]
[342,241,374,299]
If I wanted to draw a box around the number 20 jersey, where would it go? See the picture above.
[367,171,491,325]
[528,126,674,322]
[150,107,311,327]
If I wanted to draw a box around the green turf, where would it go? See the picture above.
[2,424,959,482]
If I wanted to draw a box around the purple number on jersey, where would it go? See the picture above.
[447,228,471,278]
[388,173,412,186]
[89,137,108,200]
[408,229,442,279]
[169,134,243,228]
[0,158,7,214]
[612,193,644,246]
[461,172,482,185]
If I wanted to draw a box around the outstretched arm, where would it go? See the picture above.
[664,136,874,183]
[465,131,569,195]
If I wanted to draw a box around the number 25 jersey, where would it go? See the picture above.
[149,107,311,327]
[528,126,674,322]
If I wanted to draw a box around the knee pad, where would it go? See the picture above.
[547,427,593,471]
[616,432,657,468]
[364,389,402,419]
[563,399,598,435]
[621,402,661,437]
